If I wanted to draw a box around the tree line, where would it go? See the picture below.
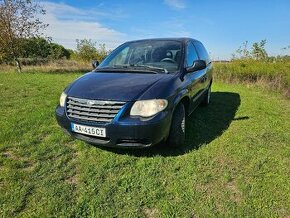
[0,37,110,65]
[0,0,109,72]
[232,40,290,62]
[1,0,289,72]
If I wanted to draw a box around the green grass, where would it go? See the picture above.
[0,73,289,217]
[0,60,91,74]
[214,60,290,97]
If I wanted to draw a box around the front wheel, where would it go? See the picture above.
[167,103,186,148]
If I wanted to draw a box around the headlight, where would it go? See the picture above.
[130,99,168,117]
[59,92,67,107]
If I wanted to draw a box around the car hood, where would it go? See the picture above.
[67,71,166,101]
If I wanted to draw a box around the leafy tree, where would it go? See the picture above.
[0,0,48,72]
[48,42,70,60]
[96,43,110,61]
[75,39,97,62]
[19,37,70,60]
[21,37,50,58]
[232,40,268,61]
[75,39,110,62]
[252,39,268,60]
[235,41,251,59]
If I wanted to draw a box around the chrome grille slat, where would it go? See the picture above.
[69,96,123,105]
[67,100,124,109]
[67,105,119,114]
[67,109,116,118]
[68,114,112,122]
[66,97,126,123]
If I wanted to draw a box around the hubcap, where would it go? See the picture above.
[181,116,185,133]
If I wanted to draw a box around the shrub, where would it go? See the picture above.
[213,60,290,97]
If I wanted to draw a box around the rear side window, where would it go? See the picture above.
[186,42,199,67]
[194,41,210,65]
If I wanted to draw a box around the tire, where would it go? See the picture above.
[201,84,211,106]
[167,103,186,148]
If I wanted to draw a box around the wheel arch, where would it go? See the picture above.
[179,96,190,116]
[172,89,190,116]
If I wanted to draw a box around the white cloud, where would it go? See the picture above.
[164,0,186,9]
[40,2,126,50]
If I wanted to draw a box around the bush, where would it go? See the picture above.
[20,38,71,60]
[213,60,290,97]
[73,39,110,63]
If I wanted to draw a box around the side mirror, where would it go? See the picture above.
[186,60,206,73]
[92,60,99,69]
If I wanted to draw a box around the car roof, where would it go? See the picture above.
[126,37,201,44]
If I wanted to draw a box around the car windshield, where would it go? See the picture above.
[97,40,182,74]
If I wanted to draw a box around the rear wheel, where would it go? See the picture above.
[167,103,186,148]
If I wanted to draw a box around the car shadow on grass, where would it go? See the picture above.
[102,91,241,157]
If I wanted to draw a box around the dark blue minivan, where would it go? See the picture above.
[55,38,213,148]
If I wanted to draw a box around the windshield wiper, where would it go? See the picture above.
[95,64,159,74]
[130,64,168,73]
[95,65,128,71]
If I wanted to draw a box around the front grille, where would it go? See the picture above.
[66,96,126,123]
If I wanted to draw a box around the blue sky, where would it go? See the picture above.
[41,0,290,59]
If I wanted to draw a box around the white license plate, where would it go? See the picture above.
[71,123,106,137]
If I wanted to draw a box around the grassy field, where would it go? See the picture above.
[0,72,289,217]
[0,60,91,74]
[214,60,290,97]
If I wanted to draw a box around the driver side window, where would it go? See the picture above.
[186,42,199,67]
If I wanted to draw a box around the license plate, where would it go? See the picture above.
[71,123,106,137]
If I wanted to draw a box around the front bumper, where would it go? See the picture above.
[55,105,172,148]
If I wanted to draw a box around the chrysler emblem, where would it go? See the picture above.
[87,100,95,106]
[87,100,106,106]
